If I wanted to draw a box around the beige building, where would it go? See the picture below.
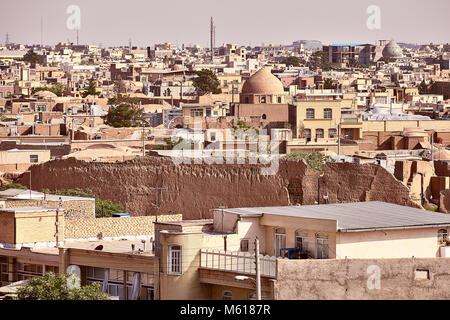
[3,200,450,300]
[287,98,362,153]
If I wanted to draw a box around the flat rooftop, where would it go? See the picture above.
[155,219,213,226]
[221,201,450,232]
[0,207,60,213]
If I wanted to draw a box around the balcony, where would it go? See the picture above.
[200,249,277,278]
[340,115,362,127]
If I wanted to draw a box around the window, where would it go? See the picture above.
[324,108,332,119]
[240,239,249,252]
[316,129,324,139]
[169,245,182,274]
[328,128,337,138]
[277,97,282,103]
[295,230,308,254]
[274,228,286,257]
[30,155,39,163]
[315,233,329,259]
[210,132,216,142]
[438,229,448,244]
[206,108,211,117]
[190,109,203,117]
[306,108,315,119]
[261,114,267,120]
[245,97,249,103]
[222,291,232,300]
[261,96,266,104]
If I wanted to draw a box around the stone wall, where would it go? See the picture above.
[64,214,182,239]
[275,258,450,300]
[5,199,95,219]
[16,156,419,219]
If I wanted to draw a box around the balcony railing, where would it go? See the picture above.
[200,249,277,278]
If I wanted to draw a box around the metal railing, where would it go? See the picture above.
[200,249,277,278]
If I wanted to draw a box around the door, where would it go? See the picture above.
[274,228,286,257]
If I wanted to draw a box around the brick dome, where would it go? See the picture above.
[241,69,284,95]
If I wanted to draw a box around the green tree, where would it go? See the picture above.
[41,188,125,218]
[82,78,101,98]
[23,49,40,65]
[323,78,334,89]
[32,83,65,97]
[16,272,111,300]
[307,51,331,71]
[95,199,125,218]
[103,103,146,128]
[418,80,429,94]
[192,69,222,95]
[281,56,304,67]
[348,58,359,68]
[0,183,28,191]
[284,151,334,171]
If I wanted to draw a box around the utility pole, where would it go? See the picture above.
[55,199,62,248]
[254,238,261,300]
[149,186,168,222]
[337,122,341,156]
[142,120,146,157]
[431,131,434,162]
[317,171,324,205]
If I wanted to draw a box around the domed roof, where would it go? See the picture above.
[241,69,284,95]
[382,40,403,59]
[33,90,57,98]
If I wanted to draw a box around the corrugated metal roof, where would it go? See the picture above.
[222,202,450,232]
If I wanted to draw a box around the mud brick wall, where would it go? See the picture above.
[275,258,450,300]
[5,199,95,219]
[64,214,182,239]
[17,156,419,219]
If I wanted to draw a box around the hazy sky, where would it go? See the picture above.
[0,0,449,47]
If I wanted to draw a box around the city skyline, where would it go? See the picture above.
[1,0,449,48]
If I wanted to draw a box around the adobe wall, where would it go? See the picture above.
[440,190,450,214]
[435,160,450,177]
[275,258,450,300]
[16,156,419,219]
[5,199,95,219]
[64,214,182,239]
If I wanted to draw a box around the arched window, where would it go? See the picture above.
[306,108,315,119]
[438,229,448,244]
[316,128,324,139]
[274,228,286,257]
[315,232,329,259]
[324,108,332,119]
[261,114,267,120]
[328,128,337,138]
[295,230,308,254]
